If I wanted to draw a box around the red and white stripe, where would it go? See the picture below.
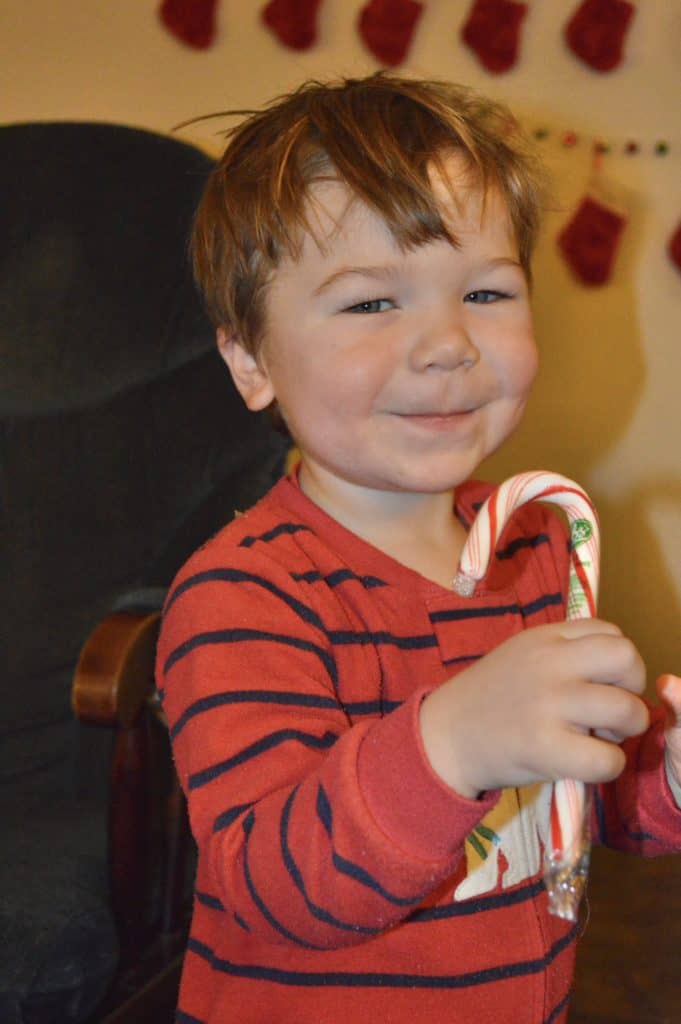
[454,471,601,921]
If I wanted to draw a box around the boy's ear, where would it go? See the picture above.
[217,327,275,412]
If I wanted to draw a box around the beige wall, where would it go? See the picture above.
[3,0,679,683]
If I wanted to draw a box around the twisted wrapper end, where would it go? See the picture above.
[544,839,591,922]
[452,570,477,598]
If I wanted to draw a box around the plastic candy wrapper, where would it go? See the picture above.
[453,471,600,921]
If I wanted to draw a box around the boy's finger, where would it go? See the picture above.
[566,682,649,738]
[558,731,626,784]
[562,632,646,694]
[555,618,622,640]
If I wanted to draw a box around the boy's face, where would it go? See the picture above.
[222,152,538,507]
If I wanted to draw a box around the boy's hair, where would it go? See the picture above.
[191,73,547,357]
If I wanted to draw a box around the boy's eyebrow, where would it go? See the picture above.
[483,257,523,270]
[312,256,523,297]
[312,265,400,297]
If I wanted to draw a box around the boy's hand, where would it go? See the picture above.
[420,620,649,799]
[656,674,681,790]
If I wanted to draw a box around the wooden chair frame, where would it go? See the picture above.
[72,611,192,1022]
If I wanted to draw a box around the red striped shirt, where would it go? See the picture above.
[157,475,681,1023]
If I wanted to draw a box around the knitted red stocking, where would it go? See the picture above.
[564,0,636,72]
[159,0,218,49]
[668,223,681,275]
[357,0,424,67]
[558,196,627,286]
[261,0,322,50]
[460,0,528,74]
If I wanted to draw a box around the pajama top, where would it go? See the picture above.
[157,474,681,1024]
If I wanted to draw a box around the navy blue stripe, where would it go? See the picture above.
[170,689,340,740]
[239,522,311,548]
[495,533,549,561]
[172,690,400,742]
[327,629,438,651]
[291,570,321,583]
[187,921,578,988]
[280,788,379,936]
[593,788,607,845]
[442,652,482,668]
[316,784,423,909]
[234,911,251,932]
[291,568,387,589]
[525,593,564,616]
[190,886,567,947]
[316,784,333,836]
[213,801,255,833]
[429,592,563,624]
[164,567,326,632]
[408,878,545,922]
[188,728,338,790]
[195,889,225,911]
[545,988,571,1023]
[344,698,401,715]
[163,628,337,687]
[326,569,386,589]
[242,810,324,950]
[623,821,655,842]
[332,849,430,908]
[176,1011,205,1024]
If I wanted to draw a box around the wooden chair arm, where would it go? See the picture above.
[72,610,161,728]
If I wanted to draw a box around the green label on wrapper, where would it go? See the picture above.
[570,519,592,548]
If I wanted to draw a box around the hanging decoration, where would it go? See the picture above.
[526,127,674,285]
[557,195,627,286]
[460,0,528,74]
[555,137,629,288]
[531,128,672,160]
[357,0,425,68]
[155,2,677,287]
[261,0,322,51]
[159,0,218,49]
[155,0,647,74]
[564,0,636,73]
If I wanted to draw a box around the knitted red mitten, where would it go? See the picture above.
[357,0,424,67]
[159,0,218,49]
[261,0,322,50]
[564,0,636,72]
[558,196,627,286]
[668,222,681,275]
[460,0,528,74]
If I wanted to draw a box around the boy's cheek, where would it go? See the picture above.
[516,339,536,395]
[501,344,538,399]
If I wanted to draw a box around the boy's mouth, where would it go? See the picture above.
[397,408,478,429]
[399,405,478,417]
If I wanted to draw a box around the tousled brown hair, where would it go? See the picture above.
[191,73,548,357]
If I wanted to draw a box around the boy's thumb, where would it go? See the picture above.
[656,674,681,726]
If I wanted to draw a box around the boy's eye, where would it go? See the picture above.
[464,290,510,304]
[344,298,394,314]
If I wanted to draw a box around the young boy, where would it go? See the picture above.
[157,74,681,1023]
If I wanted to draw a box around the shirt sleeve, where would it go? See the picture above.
[157,541,498,952]
[593,704,681,854]
[665,749,681,808]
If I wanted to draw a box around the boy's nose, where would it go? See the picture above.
[408,318,479,373]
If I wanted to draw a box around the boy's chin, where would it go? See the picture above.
[299,448,491,500]
[362,466,482,496]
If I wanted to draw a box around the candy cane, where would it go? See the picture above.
[453,471,600,921]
